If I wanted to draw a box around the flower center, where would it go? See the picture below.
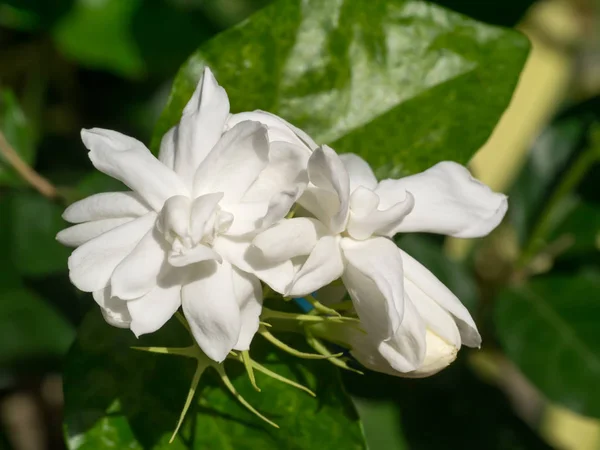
[157,194,232,266]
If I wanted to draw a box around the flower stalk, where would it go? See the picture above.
[0,130,58,199]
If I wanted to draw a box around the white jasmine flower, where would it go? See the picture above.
[57,67,309,362]
[253,146,507,375]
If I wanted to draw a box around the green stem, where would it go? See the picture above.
[517,146,599,269]
[305,295,341,317]
[261,308,328,322]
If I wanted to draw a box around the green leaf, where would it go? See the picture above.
[53,0,145,78]
[0,192,70,277]
[510,102,598,244]
[152,0,529,176]
[344,358,552,450]
[198,0,271,28]
[549,199,600,258]
[0,0,73,30]
[0,286,74,367]
[73,171,127,199]
[396,234,478,313]
[495,273,600,418]
[52,0,227,78]
[0,89,36,186]
[351,397,408,450]
[64,310,366,449]
[130,1,219,77]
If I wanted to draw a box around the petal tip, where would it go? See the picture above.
[55,229,69,246]
[130,326,143,339]
[202,65,214,78]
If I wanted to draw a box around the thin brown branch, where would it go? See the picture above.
[0,131,58,199]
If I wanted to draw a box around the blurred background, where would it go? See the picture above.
[0,0,598,449]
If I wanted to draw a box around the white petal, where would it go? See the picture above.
[348,185,379,215]
[347,187,414,240]
[213,236,294,294]
[173,67,230,187]
[258,188,302,232]
[407,281,461,348]
[377,162,508,238]
[402,330,458,378]
[158,195,192,239]
[182,261,241,362]
[252,217,328,263]
[339,153,377,192]
[82,128,189,211]
[110,227,167,300]
[193,121,269,204]
[243,141,309,203]
[297,187,343,230]
[401,249,480,347]
[341,237,404,337]
[93,288,131,328]
[349,338,404,376]
[222,201,269,236]
[128,270,182,336]
[57,218,132,247]
[347,295,426,374]
[158,127,176,169]
[232,268,262,351]
[379,296,427,372]
[227,110,318,150]
[68,213,157,292]
[168,244,222,267]
[63,192,150,223]
[190,193,224,242]
[288,235,344,297]
[305,145,350,233]
[225,191,300,237]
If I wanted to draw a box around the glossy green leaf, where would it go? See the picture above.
[344,358,552,450]
[0,286,74,367]
[64,310,365,449]
[0,192,70,277]
[495,273,600,417]
[0,90,36,186]
[54,0,145,78]
[152,0,529,176]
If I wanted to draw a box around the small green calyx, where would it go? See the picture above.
[304,327,363,375]
[131,343,211,443]
[130,292,364,441]
[258,292,365,376]
[305,294,342,317]
[241,350,260,392]
[130,312,323,441]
